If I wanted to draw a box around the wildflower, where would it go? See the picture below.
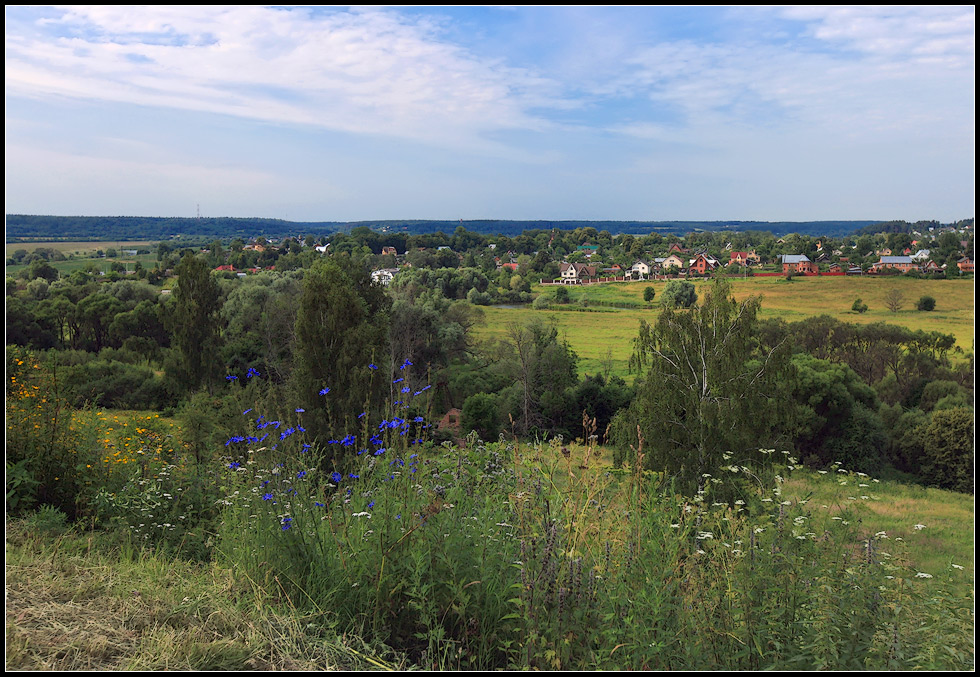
[297,471,307,479]
[228,462,241,470]
[281,517,293,531]
[915,572,933,578]
[393,378,403,384]
[368,501,375,509]
[319,387,331,395]
[296,408,305,413]
[913,524,926,530]
[401,386,410,393]
[262,493,273,501]
[951,563,964,570]
[331,471,342,483]
[368,363,378,370]
[247,367,260,378]
[225,375,238,381]
[243,408,252,415]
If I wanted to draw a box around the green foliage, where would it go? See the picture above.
[789,354,884,472]
[168,253,223,393]
[462,392,501,439]
[291,257,391,445]
[618,279,793,494]
[5,347,85,517]
[916,295,936,311]
[918,408,974,493]
[659,279,697,308]
[643,286,655,302]
[851,298,869,313]
[553,285,570,304]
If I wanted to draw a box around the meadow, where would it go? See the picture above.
[474,276,975,379]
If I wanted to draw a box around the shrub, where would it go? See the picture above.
[852,298,869,313]
[643,286,655,303]
[916,295,936,311]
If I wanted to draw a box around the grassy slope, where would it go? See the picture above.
[6,466,973,670]
[474,277,975,379]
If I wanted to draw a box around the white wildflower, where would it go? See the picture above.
[915,572,933,578]
[913,524,926,530]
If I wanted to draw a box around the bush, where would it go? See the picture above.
[916,295,936,311]
[852,298,869,313]
[643,286,656,303]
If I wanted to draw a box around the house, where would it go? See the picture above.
[370,268,399,286]
[956,257,974,273]
[689,253,720,276]
[828,262,844,273]
[780,255,818,275]
[910,249,931,262]
[576,243,599,258]
[728,251,759,267]
[438,408,463,435]
[871,256,916,273]
[215,264,236,272]
[381,246,398,256]
[630,260,652,279]
[921,260,942,274]
[667,243,689,255]
[559,262,596,282]
[662,254,686,271]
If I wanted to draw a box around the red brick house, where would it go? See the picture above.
[780,255,818,274]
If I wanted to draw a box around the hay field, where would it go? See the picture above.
[473,277,975,379]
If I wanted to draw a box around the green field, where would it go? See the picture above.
[5,241,161,278]
[475,277,975,379]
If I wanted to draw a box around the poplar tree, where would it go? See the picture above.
[169,252,223,392]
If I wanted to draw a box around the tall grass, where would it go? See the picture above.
[215,385,974,670]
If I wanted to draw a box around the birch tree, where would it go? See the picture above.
[620,279,793,495]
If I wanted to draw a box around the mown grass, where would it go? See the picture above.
[5,519,406,671]
[474,277,974,379]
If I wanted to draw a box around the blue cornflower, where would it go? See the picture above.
[413,416,424,423]
[225,374,238,381]
[262,493,273,501]
[368,501,375,509]
[340,434,356,446]
[319,387,331,395]
[400,360,413,369]
[281,517,292,531]
[331,471,342,483]
[297,471,307,479]
[374,448,386,456]
[347,473,359,479]
[368,363,378,370]
[314,502,325,507]
[243,408,252,415]
[302,443,312,453]
[393,378,404,384]
[395,514,401,520]
[401,386,410,393]
[228,462,241,470]
[247,367,260,378]
[357,411,367,419]
[295,408,305,413]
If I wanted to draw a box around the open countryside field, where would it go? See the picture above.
[474,277,975,379]
[5,241,161,256]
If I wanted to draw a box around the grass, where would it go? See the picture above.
[473,277,975,379]
[7,454,973,671]
[4,519,404,671]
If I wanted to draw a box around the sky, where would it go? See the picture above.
[4,5,975,223]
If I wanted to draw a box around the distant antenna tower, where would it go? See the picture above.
[197,204,201,219]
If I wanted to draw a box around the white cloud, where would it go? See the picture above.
[6,6,560,152]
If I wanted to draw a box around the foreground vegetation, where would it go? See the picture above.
[7,439,974,670]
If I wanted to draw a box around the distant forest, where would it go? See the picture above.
[5,214,897,242]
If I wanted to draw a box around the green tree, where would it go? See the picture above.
[167,253,223,392]
[919,408,974,493]
[660,280,697,309]
[643,286,656,303]
[616,279,793,495]
[916,295,936,311]
[292,258,391,446]
[851,298,869,314]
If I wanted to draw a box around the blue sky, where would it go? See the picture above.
[5,6,975,222]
